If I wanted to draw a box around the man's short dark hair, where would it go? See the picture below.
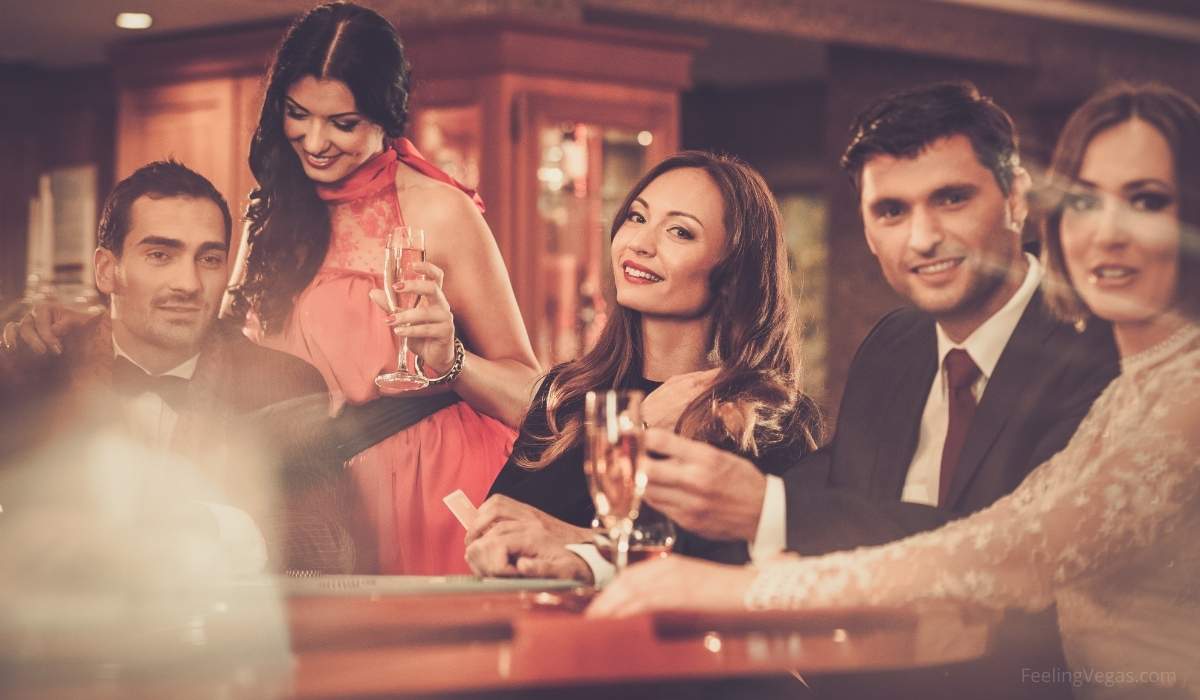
[97,160,233,256]
[840,81,1020,195]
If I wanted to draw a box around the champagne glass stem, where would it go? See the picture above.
[397,332,410,373]
[614,521,632,573]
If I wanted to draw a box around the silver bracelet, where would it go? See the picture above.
[416,336,465,386]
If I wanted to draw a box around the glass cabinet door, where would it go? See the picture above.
[522,94,675,365]
[534,122,655,363]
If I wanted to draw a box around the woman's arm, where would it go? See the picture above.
[395,177,541,428]
[595,349,1200,617]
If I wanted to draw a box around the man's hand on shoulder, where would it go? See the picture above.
[642,368,720,429]
[3,303,99,356]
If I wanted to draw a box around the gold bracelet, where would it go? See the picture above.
[416,337,465,386]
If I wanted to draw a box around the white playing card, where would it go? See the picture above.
[442,489,479,529]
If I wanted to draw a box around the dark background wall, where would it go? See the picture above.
[0,65,113,305]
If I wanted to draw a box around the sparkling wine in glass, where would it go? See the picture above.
[584,390,647,573]
[375,226,428,391]
[595,507,677,565]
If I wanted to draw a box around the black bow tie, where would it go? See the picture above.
[112,355,191,411]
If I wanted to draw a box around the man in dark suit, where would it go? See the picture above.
[0,160,347,573]
[625,81,1119,697]
[642,78,1118,565]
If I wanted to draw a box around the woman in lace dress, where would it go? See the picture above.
[221,3,539,574]
[591,83,1200,696]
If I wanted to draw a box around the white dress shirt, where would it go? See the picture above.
[566,542,615,586]
[113,338,199,450]
[901,254,1042,505]
[751,254,1043,559]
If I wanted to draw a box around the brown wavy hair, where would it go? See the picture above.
[1040,82,1200,323]
[516,151,822,469]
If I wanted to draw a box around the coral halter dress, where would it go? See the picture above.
[247,138,514,574]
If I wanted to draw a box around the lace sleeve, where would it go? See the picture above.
[746,334,1200,612]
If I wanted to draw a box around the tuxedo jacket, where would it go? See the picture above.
[0,314,357,573]
[3,315,324,445]
[784,292,1120,555]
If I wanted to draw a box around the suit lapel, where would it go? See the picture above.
[871,319,938,500]
[69,315,116,389]
[943,292,1058,507]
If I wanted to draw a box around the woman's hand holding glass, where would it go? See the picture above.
[385,260,457,373]
[369,257,459,391]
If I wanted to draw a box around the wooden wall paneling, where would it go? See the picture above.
[0,70,40,306]
[116,77,239,217]
[109,25,281,90]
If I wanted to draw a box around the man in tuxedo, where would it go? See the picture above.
[0,160,344,573]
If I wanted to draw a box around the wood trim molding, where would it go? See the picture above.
[404,19,703,90]
[109,22,284,87]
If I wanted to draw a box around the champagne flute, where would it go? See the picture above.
[375,226,429,391]
[584,390,647,573]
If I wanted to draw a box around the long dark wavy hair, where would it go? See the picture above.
[226,2,411,331]
[517,151,822,469]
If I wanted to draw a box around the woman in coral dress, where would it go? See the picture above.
[222,3,539,574]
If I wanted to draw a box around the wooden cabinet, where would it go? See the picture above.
[112,19,698,362]
[406,21,700,363]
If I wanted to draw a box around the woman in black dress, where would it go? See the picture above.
[469,150,824,581]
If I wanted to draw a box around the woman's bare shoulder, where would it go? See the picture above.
[394,168,490,251]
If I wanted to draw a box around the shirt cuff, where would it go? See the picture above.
[749,474,787,564]
[564,543,616,587]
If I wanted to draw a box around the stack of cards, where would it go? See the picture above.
[443,489,479,529]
